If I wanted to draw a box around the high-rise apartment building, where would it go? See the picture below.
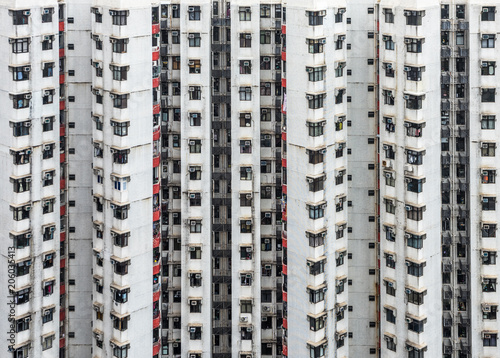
[2,1,500,358]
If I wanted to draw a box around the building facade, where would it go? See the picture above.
[2,1,500,358]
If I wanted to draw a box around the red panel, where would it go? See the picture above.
[60,125,65,136]
[153,209,160,222]
[153,263,161,275]
[152,23,160,34]
[282,158,287,168]
[59,21,64,32]
[153,156,160,168]
[282,184,287,195]
[153,342,161,356]
[152,77,160,88]
[59,100,65,111]
[283,263,287,275]
[59,48,64,57]
[60,309,65,321]
[153,235,160,248]
[153,127,161,141]
[60,338,65,348]
[153,183,160,194]
[282,235,287,248]
[281,78,286,88]
[60,153,65,163]
[283,318,288,329]
[60,284,65,295]
[153,316,161,329]
[283,344,288,357]
[283,291,287,302]
[60,205,66,216]
[153,290,160,302]
[281,25,286,34]
[281,131,286,141]
[60,178,65,190]
[282,209,287,222]
[152,50,159,61]
[282,51,286,61]
[59,74,65,84]
[60,231,66,242]
[60,258,66,268]
[153,103,160,114]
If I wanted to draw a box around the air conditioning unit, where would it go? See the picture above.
[243,61,250,67]
[188,34,195,39]
[388,282,394,288]
[483,305,491,312]
[483,8,489,12]
[403,95,410,100]
[240,317,248,322]
[404,66,410,72]
[319,39,326,44]
[25,177,32,183]
[483,34,490,40]
[244,114,251,119]
[482,143,489,148]
[320,149,327,154]
[24,122,31,127]
[383,144,389,150]
[484,334,491,339]
[244,141,251,146]
[385,173,392,179]
[24,94,32,100]
[404,38,412,44]
[189,87,195,92]
[405,205,412,211]
[189,167,196,172]
[189,193,196,199]
[194,274,201,279]
[188,61,194,66]
[404,233,411,239]
[188,7,195,12]
[44,35,51,41]
[190,221,197,226]
[247,327,253,332]
[245,34,252,39]
[263,57,270,62]
[319,10,326,16]
[110,204,117,209]
[246,194,252,200]
[189,141,196,146]
[483,225,490,229]
[265,213,271,218]
[25,233,32,239]
[405,288,412,294]
[23,10,30,16]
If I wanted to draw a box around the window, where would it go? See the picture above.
[406,288,425,305]
[407,261,425,277]
[11,37,30,53]
[483,305,498,319]
[42,170,54,186]
[189,193,201,206]
[309,259,326,275]
[385,198,395,214]
[481,169,496,184]
[41,333,55,350]
[187,33,201,47]
[384,144,395,159]
[190,112,201,126]
[188,86,201,100]
[112,313,130,331]
[240,273,252,286]
[383,90,395,105]
[110,10,128,25]
[408,318,425,333]
[260,82,271,96]
[407,233,425,249]
[306,66,325,82]
[407,149,424,165]
[11,121,31,137]
[114,260,130,275]
[12,9,30,25]
[307,231,325,248]
[483,333,498,347]
[308,204,325,219]
[482,7,496,21]
[239,140,252,154]
[240,220,252,233]
[481,115,495,129]
[42,7,53,22]
[386,308,396,323]
[111,121,129,136]
[482,34,496,48]
[239,33,252,48]
[188,6,201,20]
[111,38,128,53]
[307,38,325,53]
[482,88,496,102]
[406,205,425,221]
[112,149,129,164]
[42,198,55,214]
[111,65,128,81]
[405,94,424,109]
[112,93,128,108]
[12,93,31,109]
[42,89,54,104]
[383,35,394,50]
[405,38,423,53]
[11,204,31,221]
[308,175,325,192]
[11,66,30,81]
[308,287,325,303]
[308,11,325,26]
[239,7,251,21]
[260,4,270,18]
[260,30,271,44]
[384,8,394,23]
[482,196,496,211]
[307,94,325,109]
[239,87,252,101]
[482,278,497,292]
[112,204,129,220]
[384,63,395,77]
[405,10,425,25]
[406,177,425,193]
[189,166,202,180]
[190,220,202,233]
[309,314,326,331]
[335,8,345,23]
[406,66,424,81]
[483,251,497,265]
[43,252,54,268]
[482,224,496,237]
[308,149,324,164]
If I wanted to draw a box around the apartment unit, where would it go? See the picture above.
[2,1,500,358]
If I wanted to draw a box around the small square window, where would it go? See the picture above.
[369,295,375,301]
[368,32,374,39]
[368,138,375,144]
[347,18,351,24]
[69,174,76,180]
[367,59,374,65]
[68,44,74,50]
[368,8,374,14]
[346,44,351,50]
[368,164,375,170]
[347,69,352,76]
[368,216,375,222]
[368,243,375,248]
[368,112,375,117]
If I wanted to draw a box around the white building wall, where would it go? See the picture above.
[0,1,60,357]
[378,0,442,356]
[284,1,347,357]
